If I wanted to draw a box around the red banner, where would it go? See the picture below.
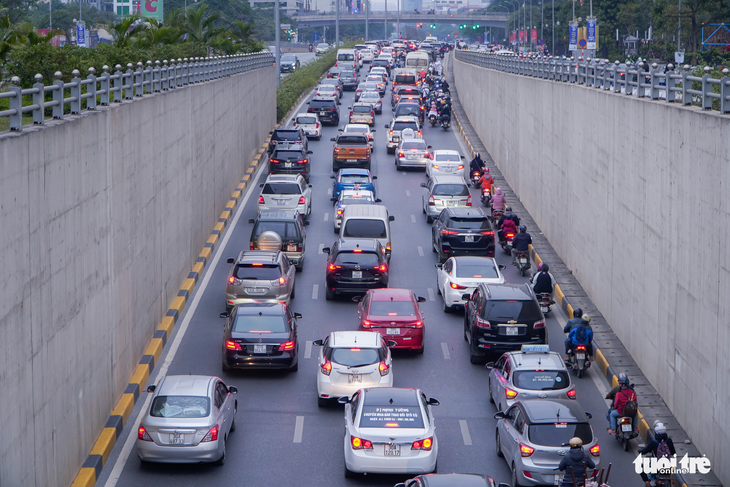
[531,29,537,42]
[519,30,525,44]
[510,31,516,44]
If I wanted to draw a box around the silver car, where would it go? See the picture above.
[137,375,237,464]
[385,116,421,154]
[332,189,380,232]
[420,175,470,222]
[258,173,312,217]
[426,150,466,179]
[494,399,601,486]
[225,250,296,311]
[358,90,383,114]
[486,345,576,413]
[395,138,432,170]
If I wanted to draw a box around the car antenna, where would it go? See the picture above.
[389,398,394,404]
[259,312,263,316]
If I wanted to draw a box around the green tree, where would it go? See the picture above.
[106,14,146,47]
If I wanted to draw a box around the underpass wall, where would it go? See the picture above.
[453,58,730,485]
[0,65,275,487]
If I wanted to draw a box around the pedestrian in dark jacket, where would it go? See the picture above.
[558,437,595,486]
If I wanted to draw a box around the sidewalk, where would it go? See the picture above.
[445,53,722,487]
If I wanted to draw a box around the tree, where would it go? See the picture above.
[106,14,146,48]
[177,4,224,45]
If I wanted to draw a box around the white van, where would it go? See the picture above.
[339,204,395,260]
[405,51,430,70]
[336,49,359,72]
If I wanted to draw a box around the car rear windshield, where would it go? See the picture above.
[310,100,335,109]
[528,423,593,447]
[455,262,498,278]
[273,131,301,141]
[272,151,305,161]
[334,252,381,267]
[369,300,415,316]
[342,219,387,238]
[353,106,372,113]
[150,396,210,418]
[262,183,301,195]
[396,106,420,117]
[435,153,461,161]
[341,175,370,184]
[397,88,419,95]
[448,217,489,229]
[233,314,288,333]
[513,371,570,391]
[338,136,368,144]
[341,71,355,77]
[253,221,298,240]
[392,121,419,131]
[296,116,317,124]
[338,53,355,61]
[359,405,424,428]
[360,92,379,99]
[329,348,380,366]
[432,184,469,196]
[395,74,417,84]
[234,264,281,280]
[401,141,426,150]
[483,300,543,321]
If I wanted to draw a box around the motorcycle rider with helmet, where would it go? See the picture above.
[511,225,532,265]
[557,437,596,487]
[566,314,594,361]
[469,152,485,177]
[499,214,517,245]
[531,262,556,298]
[491,187,505,217]
[478,168,494,200]
[608,374,638,435]
[438,102,451,125]
[638,421,676,486]
[605,372,632,423]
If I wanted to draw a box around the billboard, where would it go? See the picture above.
[141,0,163,21]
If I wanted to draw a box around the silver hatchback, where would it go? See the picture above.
[137,375,237,465]
[225,250,296,311]
[420,175,471,223]
[395,138,431,170]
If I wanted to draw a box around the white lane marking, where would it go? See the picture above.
[327,188,332,196]
[324,213,329,221]
[417,246,424,257]
[293,416,305,443]
[103,158,269,487]
[441,342,451,360]
[459,420,473,446]
[428,287,435,302]
[405,189,411,196]
[318,243,324,254]
[304,341,313,359]
[411,214,416,223]
[312,284,319,300]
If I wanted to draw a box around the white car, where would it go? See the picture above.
[340,387,439,477]
[436,256,505,312]
[314,84,341,103]
[313,331,394,407]
[342,123,375,149]
[257,173,312,217]
[316,42,330,54]
[293,112,322,140]
[385,116,421,154]
[427,149,466,179]
[361,49,375,63]
[358,90,383,114]
[369,66,388,81]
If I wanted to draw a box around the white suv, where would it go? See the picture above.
[384,116,421,154]
[257,174,312,217]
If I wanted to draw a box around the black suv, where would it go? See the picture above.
[249,209,308,271]
[268,126,308,155]
[322,239,388,300]
[432,207,495,262]
[394,101,425,125]
[307,98,340,125]
[463,284,546,363]
[269,143,313,181]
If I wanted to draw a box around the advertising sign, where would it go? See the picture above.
[510,31,516,44]
[141,0,163,22]
[587,19,597,50]
[76,24,86,47]
[568,23,578,51]
[518,29,524,44]
[531,28,537,43]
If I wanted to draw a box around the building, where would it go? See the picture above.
[249,0,304,16]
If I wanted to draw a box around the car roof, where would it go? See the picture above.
[369,288,413,301]
[273,125,299,132]
[452,256,497,267]
[310,98,336,104]
[519,399,588,424]
[238,251,280,264]
[506,350,566,371]
[432,149,461,156]
[393,116,419,123]
[158,375,214,396]
[363,387,419,406]
[443,207,487,218]
[295,112,317,118]
[233,302,287,315]
[419,474,491,487]
[265,173,304,183]
[430,175,467,184]
[483,283,534,300]
[329,331,381,348]
[340,189,375,197]
[337,239,381,252]
[338,132,369,139]
[344,124,370,130]
[256,209,300,221]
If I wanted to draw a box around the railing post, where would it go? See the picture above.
[32,74,45,125]
[8,76,22,130]
[144,60,152,93]
[720,68,730,113]
[161,60,169,90]
[100,65,111,105]
[612,61,621,93]
[124,63,134,99]
[153,60,161,92]
[701,66,713,109]
[52,71,65,119]
[665,64,676,102]
[134,62,144,96]
[681,64,692,105]
[636,62,646,97]
[182,58,189,84]
[649,63,660,99]
[70,69,81,114]
[114,65,123,102]
[87,67,97,110]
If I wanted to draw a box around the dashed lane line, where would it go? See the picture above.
[441,342,451,360]
[459,420,473,446]
[405,189,411,196]
[418,246,424,257]
[293,416,304,443]
[324,213,329,221]
[304,341,313,359]
[428,287,435,302]
[312,284,319,300]
[411,214,416,223]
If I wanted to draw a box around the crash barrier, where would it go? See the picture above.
[0,51,274,132]
[455,49,730,114]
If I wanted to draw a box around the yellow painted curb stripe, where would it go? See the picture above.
[554,285,566,310]
[220,209,232,222]
[144,338,164,364]
[90,427,117,464]
[129,363,150,389]
[595,349,609,376]
[199,246,212,262]
[70,468,96,487]
[158,316,175,337]
[111,393,135,424]
[192,262,205,276]
[169,296,186,314]
[225,200,236,210]
[181,278,196,295]
[242,173,251,183]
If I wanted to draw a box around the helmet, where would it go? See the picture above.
[484,167,490,175]
[505,206,512,212]
[506,212,514,220]
[618,372,628,383]
[537,262,543,271]
[573,307,583,318]
[618,374,630,387]
[569,437,583,447]
[654,422,667,435]
[519,225,527,233]
[581,314,591,323]
[541,263,549,272]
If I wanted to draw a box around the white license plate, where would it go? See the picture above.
[254,344,267,354]
[284,162,293,168]
[384,444,401,456]
[445,200,456,206]
[393,137,400,141]
[276,200,287,205]
[464,235,474,242]
[505,326,518,336]
[622,423,633,432]
[406,154,418,160]
[287,244,297,252]
[554,475,562,486]
[246,287,267,294]
[169,432,184,445]
[386,328,400,335]
[347,159,357,162]
[519,257,527,264]
[348,374,362,383]
[352,271,362,279]
[320,111,327,116]
[576,353,586,360]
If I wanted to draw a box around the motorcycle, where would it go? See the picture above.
[500,232,514,254]
[490,209,503,225]
[537,292,554,314]
[428,112,438,127]
[568,344,591,378]
[470,170,482,186]
[480,185,491,206]
[614,415,638,451]
[308,44,313,52]
[514,250,531,276]
[440,115,450,130]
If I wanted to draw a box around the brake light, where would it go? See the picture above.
[315,122,320,128]
[202,424,219,442]
[450,282,467,290]
[506,233,515,238]
[353,249,362,253]
[441,229,458,235]
[337,209,343,215]
[378,264,387,272]
[533,319,546,329]
[297,159,308,164]
[590,444,601,457]
[425,152,432,159]
[328,264,336,271]
[225,340,242,350]
[505,387,518,399]
[138,424,152,441]
[576,344,586,350]
[432,164,439,170]
[320,358,332,375]
[258,196,264,204]
[412,437,433,450]
[480,230,494,236]
[458,164,464,170]
[379,361,390,376]
[278,341,295,351]
[567,389,577,400]
[386,242,391,253]
[398,151,405,157]
[351,436,373,450]
[389,130,393,135]
[330,107,337,111]
[475,316,491,329]
[520,443,535,457]
[362,320,371,329]
[466,195,472,206]
[298,196,306,205]
[428,195,435,206]
[350,111,353,117]
[417,131,421,136]
[278,276,286,285]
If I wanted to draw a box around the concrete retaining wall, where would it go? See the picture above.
[453,58,730,485]
[0,65,275,487]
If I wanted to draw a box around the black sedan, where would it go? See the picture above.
[323,239,389,300]
[432,207,495,261]
[221,303,300,371]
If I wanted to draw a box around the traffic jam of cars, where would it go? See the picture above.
[133,39,621,487]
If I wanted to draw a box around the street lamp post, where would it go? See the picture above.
[275,0,280,87]
[365,0,369,40]
[510,0,519,49]
[397,0,400,38]
[384,0,388,41]
[529,0,533,51]
[335,0,339,47]
[552,0,555,54]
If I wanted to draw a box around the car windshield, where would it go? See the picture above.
[449,217,489,229]
[392,122,419,131]
[401,141,426,150]
[150,396,210,418]
[317,43,328,48]
[318,86,336,92]
[435,153,461,161]
[234,264,281,280]
[341,175,370,184]
[310,100,334,109]
[330,348,380,367]
[253,221,298,240]
[342,219,387,238]
[353,106,372,113]
[334,252,380,266]
[513,371,570,391]
[233,314,288,333]
[359,405,424,428]
[369,300,415,316]
[455,262,498,278]
[262,183,301,195]
[528,423,593,447]
[432,184,468,196]
[281,55,297,62]
[341,196,373,205]
[484,300,543,321]
[338,53,355,61]
[338,136,368,144]
[272,151,304,161]
[296,116,317,124]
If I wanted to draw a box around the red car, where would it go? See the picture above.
[356,288,427,354]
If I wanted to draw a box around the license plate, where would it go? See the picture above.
[347,159,357,162]
[464,235,474,242]
[348,374,362,383]
[406,154,418,160]
[446,200,456,206]
[384,444,401,456]
[386,328,400,335]
[554,475,562,485]
[276,199,287,205]
[622,424,633,432]
[287,244,297,252]
[505,326,518,336]
[393,137,400,141]
[284,162,293,168]
[246,287,267,294]
[169,432,184,445]
[576,353,586,360]
[254,344,267,354]
[352,271,362,279]
[320,111,327,116]
[519,257,527,264]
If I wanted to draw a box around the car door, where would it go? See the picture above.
[422,179,432,212]
[465,287,480,342]
[490,355,506,403]
[281,256,295,293]
[217,381,233,434]
[501,405,521,460]
[496,358,511,410]
[299,179,312,212]
[439,258,453,296]
[213,383,227,436]
[356,291,370,326]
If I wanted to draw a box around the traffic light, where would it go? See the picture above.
[430,24,436,28]
[472,24,480,29]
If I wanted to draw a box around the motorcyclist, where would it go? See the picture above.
[563,307,586,334]
[511,225,532,265]
[608,374,638,435]
[439,103,451,124]
[441,78,450,93]
[499,215,517,244]
[497,206,513,229]
[428,101,439,121]
[557,437,595,487]
[491,187,505,215]
[309,43,314,52]
[566,314,594,361]
[477,167,494,196]
[605,372,631,423]
[531,262,556,299]
[469,152,485,179]
[638,422,676,486]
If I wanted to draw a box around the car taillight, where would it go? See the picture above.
[297,159,308,164]
[278,341,295,351]
[480,230,494,236]
[336,209,343,215]
[567,389,577,400]
[379,361,390,376]
[432,164,439,170]
[590,444,601,457]
[315,122,320,128]
[450,281,467,290]
[441,229,458,235]
[412,437,433,450]
[328,264,337,271]
[258,196,265,204]
[320,358,332,375]
[138,424,152,441]
[225,340,242,351]
[362,320,372,329]
[330,107,337,111]
[350,111,353,117]
[417,131,421,136]
[505,387,518,399]
[428,195,435,206]
[389,130,393,135]
[458,164,464,170]
[202,424,219,442]
[269,158,280,164]
[228,276,242,285]
[425,152,432,159]
[279,276,286,285]
[366,147,370,155]
[250,243,255,250]
[351,436,373,450]
[466,195,472,206]
[475,316,491,329]
[398,151,405,157]
[520,443,535,457]
[378,264,387,272]
[298,196,306,205]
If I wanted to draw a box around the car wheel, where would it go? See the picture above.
[488,378,495,404]
[395,159,401,170]
[432,461,438,473]
[216,438,226,466]
[464,319,469,342]
[415,345,424,354]
[296,265,303,273]
[511,463,521,487]
[442,301,451,313]
[230,406,237,432]
[290,284,296,299]
[290,361,298,372]
[222,360,231,372]
[470,353,483,364]
[344,463,356,478]
[495,430,503,457]
[318,397,328,408]
[426,215,433,224]
[325,288,335,300]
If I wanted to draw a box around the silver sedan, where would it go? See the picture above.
[395,138,432,170]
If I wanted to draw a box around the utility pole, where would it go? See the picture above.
[552,0,554,54]
[275,0,280,87]
[365,0,369,40]
[677,0,681,51]
[50,0,52,29]
[397,0,400,38]
[529,0,532,51]
[335,0,340,46]
[385,0,388,40]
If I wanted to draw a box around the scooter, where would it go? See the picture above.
[490,209,503,225]
[470,170,482,186]
[514,250,531,276]
[500,232,514,254]
[480,185,491,206]
[440,115,450,130]
[428,112,438,127]
[537,292,554,314]
[614,415,638,451]
[568,344,591,378]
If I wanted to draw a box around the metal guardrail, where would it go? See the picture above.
[0,51,274,133]
[455,49,730,114]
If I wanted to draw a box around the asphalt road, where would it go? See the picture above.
[281,52,318,79]
[98,66,643,487]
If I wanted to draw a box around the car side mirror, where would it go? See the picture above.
[427,398,440,406]
[146,385,156,393]
[227,258,235,264]
[330,197,337,202]
[427,145,432,149]
[322,247,330,254]
[309,184,313,188]
[248,219,255,224]
[220,312,230,318]
[435,263,442,269]
[330,175,336,179]
[384,124,389,128]
[375,198,382,203]
[585,412,592,419]
[388,215,395,222]
[294,312,302,319]
[372,176,377,179]
[313,339,324,346]
[485,362,495,369]
[348,106,352,109]
[395,484,406,487]
[330,137,336,141]
[498,264,506,270]
[228,386,238,394]
[338,396,351,404]
[494,411,506,419]
[371,129,376,132]
[417,296,426,303]
[461,293,471,301]
[387,340,397,347]
[351,295,362,303]
[420,182,427,188]
[259,183,264,187]
[305,101,310,104]
[307,151,313,155]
